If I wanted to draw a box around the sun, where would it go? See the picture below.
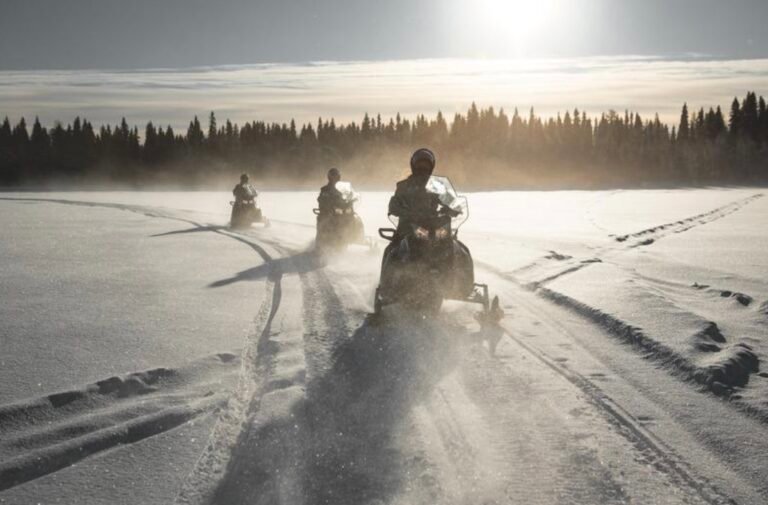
[480,0,556,26]
[463,0,564,56]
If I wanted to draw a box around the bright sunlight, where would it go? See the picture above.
[462,0,567,56]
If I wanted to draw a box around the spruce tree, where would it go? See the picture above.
[678,103,690,141]
[742,92,759,141]
[729,98,742,138]
[208,112,217,141]
[714,106,726,138]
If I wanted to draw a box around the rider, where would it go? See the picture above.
[233,173,256,204]
[388,148,442,241]
[317,168,346,215]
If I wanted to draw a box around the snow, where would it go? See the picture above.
[1,186,767,504]
[542,191,767,397]
[0,200,261,404]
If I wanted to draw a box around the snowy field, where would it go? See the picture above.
[1,187,767,504]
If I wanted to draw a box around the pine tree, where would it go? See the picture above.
[12,117,29,144]
[30,117,49,149]
[729,97,742,138]
[29,117,51,177]
[678,103,690,141]
[742,92,759,141]
[714,106,726,137]
[361,113,371,140]
[208,112,217,141]
[144,122,158,163]
[0,117,14,182]
[187,116,204,148]
[758,96,768,143]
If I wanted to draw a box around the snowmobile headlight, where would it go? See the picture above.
[334,208,343,215]
[414,226,429,240]
[435,226,450,240]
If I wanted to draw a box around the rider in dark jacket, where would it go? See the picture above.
[388,148,441,240]
[233,173,256,203]
[317,168,346,215]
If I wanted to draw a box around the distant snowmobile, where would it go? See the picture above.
[313,181,371,252]
[374,175,501,322]
[230,184,269,228]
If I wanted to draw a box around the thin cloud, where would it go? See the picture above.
[1,57,766,130]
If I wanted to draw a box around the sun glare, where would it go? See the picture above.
[463,0,565,57]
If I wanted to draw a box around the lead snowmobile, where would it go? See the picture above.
[313,181,370,252]
[374,174,500,321]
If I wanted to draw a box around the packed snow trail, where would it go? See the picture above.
[1,192,768,505]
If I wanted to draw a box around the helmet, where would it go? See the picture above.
[327,167,341,180]
[240,173,249,183]
[410,148,435,176]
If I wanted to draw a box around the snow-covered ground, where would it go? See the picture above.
[1,187,767,504]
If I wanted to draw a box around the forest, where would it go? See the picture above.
[1,91,767,189]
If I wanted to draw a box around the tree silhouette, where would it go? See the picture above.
[1,93,767,189]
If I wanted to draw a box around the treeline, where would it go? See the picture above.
[1,91,767,189]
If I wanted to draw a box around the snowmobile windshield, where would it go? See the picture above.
[335,181,359,205]
[244,184,257,198]
[425,175,469,230]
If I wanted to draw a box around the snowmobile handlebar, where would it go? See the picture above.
[439,205,461,218]
[378,228,396,241]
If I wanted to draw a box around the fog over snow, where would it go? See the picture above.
[2,57,768,130]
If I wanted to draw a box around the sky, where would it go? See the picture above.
[1,0,767,129]
[2,0,768,69]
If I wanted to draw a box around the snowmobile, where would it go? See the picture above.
[230,186,269,228]
[374,175,500,322]
[313,181,371,252]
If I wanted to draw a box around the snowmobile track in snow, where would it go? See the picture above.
[509,192,764,288]
[2,194,764,504]
[476,193,766,404]
[176,228,352,505]
[0,197,321,503]
[613,193,763,247]
[0,197,288,497]
[492,310,733,505]
[0,352,240,492]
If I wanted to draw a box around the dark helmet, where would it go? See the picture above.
[410,148,435,176]
[327,167,341,180]
[240,173,249,183]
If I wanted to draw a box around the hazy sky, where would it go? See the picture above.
[1,0,767,69]
[1,1,767,130]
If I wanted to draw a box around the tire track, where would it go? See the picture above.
[175,237,315,505]
[498,193,763,288]
[3,194,754,504]
[465,265,750,503]
[474,194,767,418]
[0,354,238,492]
[0,196,276,262]
[472,193,765,404]
[0,197,298,501]
[614,193,763,247]
[175,276,285,505]
[497,319,732,505]
[0,196,323,504]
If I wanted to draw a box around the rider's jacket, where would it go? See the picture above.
[233,183,256,203]
[388,174,441,239]
[317,183,346,215]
